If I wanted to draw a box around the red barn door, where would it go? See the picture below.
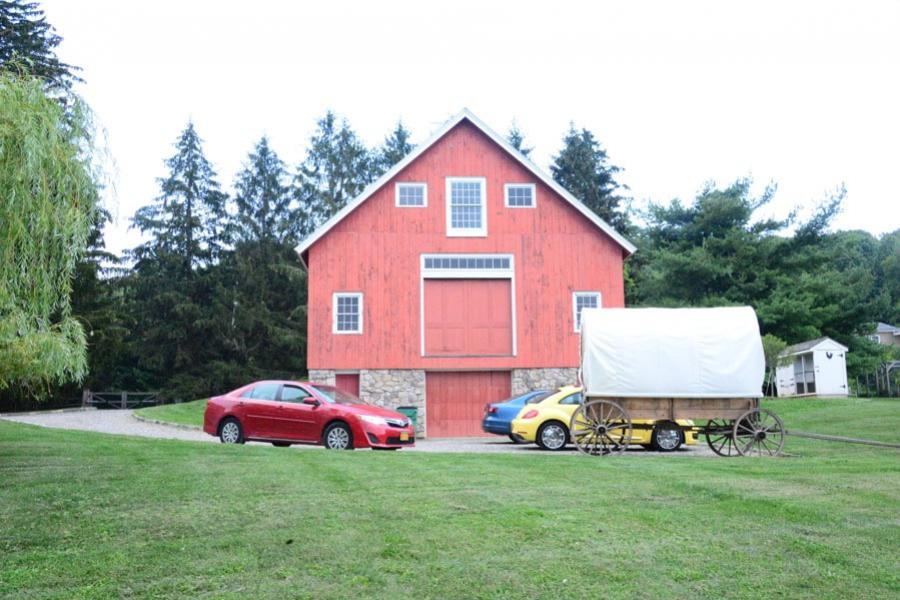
[426,371,511,437]
[334,373,360,398]
[424,279,512,356]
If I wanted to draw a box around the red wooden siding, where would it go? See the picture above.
[334,373,360,398]
[306,120,625,371]
[424,279,512,356]
[426,371,510,437]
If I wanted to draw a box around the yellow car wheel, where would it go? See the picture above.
[537,421,569,451]
[651,421,684,452]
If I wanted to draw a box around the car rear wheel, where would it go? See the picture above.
[323,422,353,450]
[651,423,684,452]
[272,441,291,447]
[219,418,244,444]
[536,421,569,451]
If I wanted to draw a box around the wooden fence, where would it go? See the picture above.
[82,391,160,409]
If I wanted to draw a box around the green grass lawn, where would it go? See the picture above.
[1,397,898,599]
[135,399,206,428]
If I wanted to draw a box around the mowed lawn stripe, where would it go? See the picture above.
[1,398,898,599]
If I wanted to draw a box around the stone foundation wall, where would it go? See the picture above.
[308,370,335,385]
[511,368,579,396]
[361,369,426,436]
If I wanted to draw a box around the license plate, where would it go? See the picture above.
[400,432,409,442]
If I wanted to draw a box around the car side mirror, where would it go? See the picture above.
[303,398,320,407]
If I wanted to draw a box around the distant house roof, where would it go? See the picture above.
[875,322,899,334]
[295,108,637,264]
[780,336,848,356]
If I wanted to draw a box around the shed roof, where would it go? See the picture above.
[780,336,849,356]
[295,109,636,264]
[875,322,899,334]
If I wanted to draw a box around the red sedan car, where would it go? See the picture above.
[203,380,415,450]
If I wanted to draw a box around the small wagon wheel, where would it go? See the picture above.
[732,408,785,457]
[569,400,632,456]
[704,419,739,457]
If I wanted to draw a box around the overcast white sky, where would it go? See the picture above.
[43,0,899,255]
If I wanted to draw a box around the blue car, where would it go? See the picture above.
[482,390,551,441]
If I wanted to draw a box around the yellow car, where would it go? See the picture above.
[510,386,696,451]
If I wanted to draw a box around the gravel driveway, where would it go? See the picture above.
[1,409,714,456]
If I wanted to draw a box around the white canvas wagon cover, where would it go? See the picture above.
[580,306,765,398]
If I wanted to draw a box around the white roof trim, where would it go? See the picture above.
[296,108,636,263]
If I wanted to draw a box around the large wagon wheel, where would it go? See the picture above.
[569,400,632,456]
[732,408,785,457]
[704,419,740,457]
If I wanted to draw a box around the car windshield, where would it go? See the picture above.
[526,391,553,404]
[311,385,366,405]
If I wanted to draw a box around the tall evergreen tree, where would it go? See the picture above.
[205,137,307,386]
[293,111,376,237]
[551,124,629,230]
[507,122,532,158]
[232,136,292,244]
[374,120,413,175]
[131,122,228,274]
[0,1,81,92]
[126,123,229,400]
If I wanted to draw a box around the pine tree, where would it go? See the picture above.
[551,124,628,230]
[375,120,413,175]
[131,122,228,274]
[294,111,376,237]
[507,122,532,158]
[0,1,81,92]
[126,123,229,400]
[233,136,293,244]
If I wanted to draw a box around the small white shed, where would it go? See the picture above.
[775,337,849,397]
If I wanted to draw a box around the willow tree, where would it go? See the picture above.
[0,73,99,395]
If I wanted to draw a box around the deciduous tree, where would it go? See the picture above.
[0,73,99,394]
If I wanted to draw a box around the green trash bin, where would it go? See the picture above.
[397,406,418,430]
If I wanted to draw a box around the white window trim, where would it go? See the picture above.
[419,253,516,357]
[395,182,428,207]
[445,177,487,237]
[504,183,536,208]
[572,291,602,333]
[332,292,363,335]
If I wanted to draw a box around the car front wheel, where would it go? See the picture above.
[219,418,244,444]
[323,422,353,450]
[651,424,684,452]
[536,421,569,451]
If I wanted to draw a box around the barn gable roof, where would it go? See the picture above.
[296,109,637,263]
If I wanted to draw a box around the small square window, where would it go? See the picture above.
[396,183,427,207]
[573,292,601,332]
[504,184,535,208]
[333,293,363,334]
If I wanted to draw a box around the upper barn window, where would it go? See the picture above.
[504,183,535,208]
[395,183,427,207]
[573,292,601,332]
[333,293,363,334]
[446,177,487,236]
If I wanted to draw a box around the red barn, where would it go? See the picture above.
[298,110,634,437]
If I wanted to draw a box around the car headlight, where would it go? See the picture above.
[360,415,388,426]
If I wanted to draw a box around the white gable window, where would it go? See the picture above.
[573,292,601,332]
[504,183,535,208]
[396,183,427,207]
[446,177,487,236]
[333,293,363,334]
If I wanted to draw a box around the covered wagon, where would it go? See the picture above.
[574,306,784,456]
